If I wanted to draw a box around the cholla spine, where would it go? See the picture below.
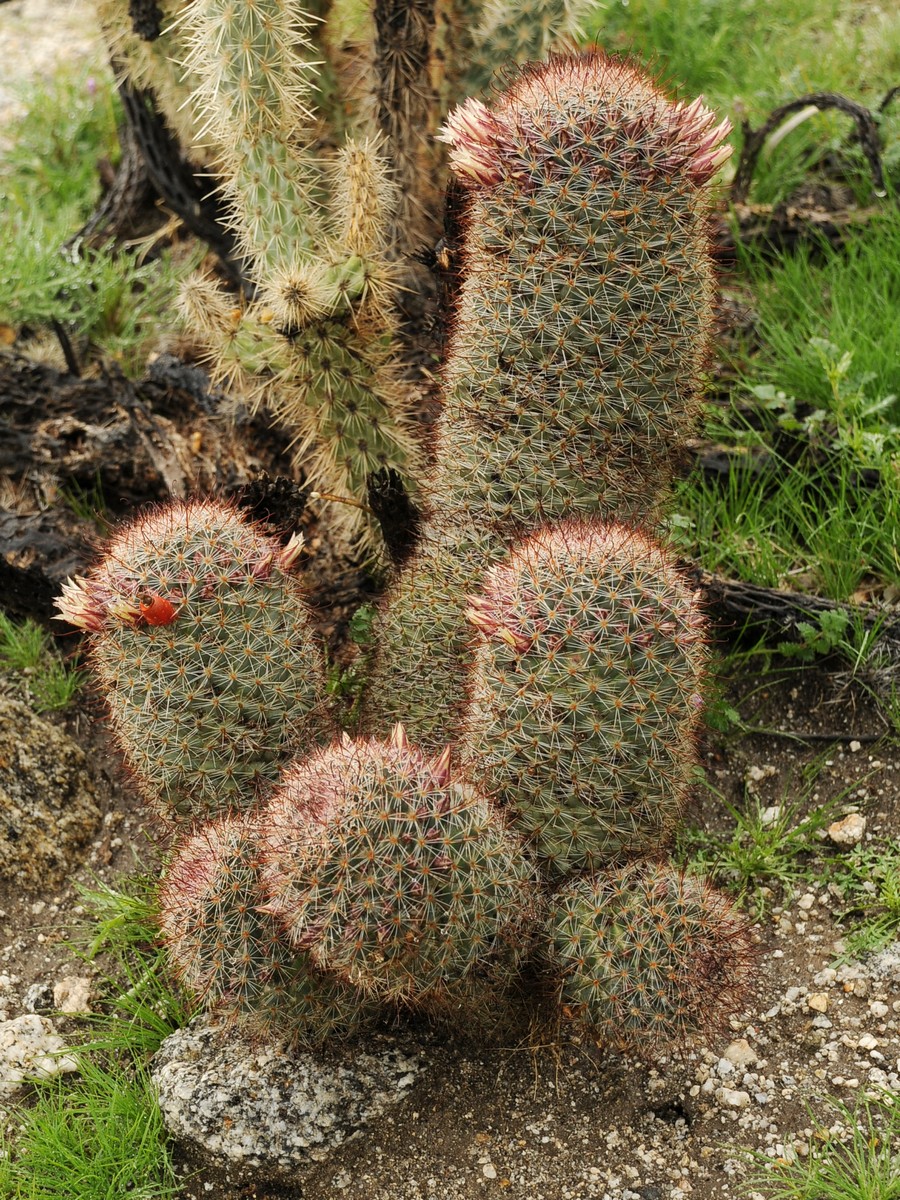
[463,519,707,873]
[548,863,754,1053]
[54,499,332,820]
[260,726,537,1001]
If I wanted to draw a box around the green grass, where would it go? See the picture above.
[0,612,84,712]
[826,839,900,961]
[678,755,869,914]
[585,0,900,204]
[0,66,182,376]
[670,213,900,603]
[0,877,191,1199]
[743,1091,900,1199]
[0,1059,180,1200]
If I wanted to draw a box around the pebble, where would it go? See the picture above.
[53,976,92,1014]
[807,994,829,1013]
[827,814,866,846]
[716,1087,751,1108]
[724,1039,757,1069]
[0,1015,78,1095]
[870,1002,890,1018]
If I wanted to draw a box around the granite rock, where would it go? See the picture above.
[151,1016,426,1172]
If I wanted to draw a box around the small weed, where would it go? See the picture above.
[825,840,900,961]
[0,612,84,712]
[71,876,194,1058]
[60,470,111,533]
[678,757,862,914]
[742,1090,900,1199]
[0,611,48,672]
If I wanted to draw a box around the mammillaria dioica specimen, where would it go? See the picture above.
[55,499,332,820]
[463,519,707,874]
[260,726,537,1002]
[548,862,754,1054]
[158,814,374,1046]
[364,52,731,745]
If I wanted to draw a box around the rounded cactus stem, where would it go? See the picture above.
[159,814,372,1046]
[549,862,754,1054]
[54,499,333,821]
[463,519,707,874]
[260,730,536,1001]
[432,51,731,528]
[362,519,504,747]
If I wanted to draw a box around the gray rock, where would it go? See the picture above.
[0,697,101,886]
[0,1014,78,1096]
[150,1016,426,1172]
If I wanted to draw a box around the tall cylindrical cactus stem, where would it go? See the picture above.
[260,726,537,1001]
[363,52,731,741]
[159,814,374,1046]
[431,50,732,529]
[548,863,754,1054]
[54,499,333,821]
[463,519,707,874]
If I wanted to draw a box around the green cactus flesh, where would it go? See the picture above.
[55,499,332,820]
[159,814,371,1046]
[362,519,503,746]
[260,730,536,1000]
[549,862,753,1053]
[464,520,707,874]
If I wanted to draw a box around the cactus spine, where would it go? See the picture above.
[260,726,536,1001]
[55,499,332,820]
[548,863,753,1053]
[159,814,373,1045]
[171,0,419,549]
[363,53,730,744]
[464,519,707,874]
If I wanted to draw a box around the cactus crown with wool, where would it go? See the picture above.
[548,862,753,1054]
[159,813,374,1046]
[55,499,332,820]
[261,726,536,1000]
[464,519,707,873]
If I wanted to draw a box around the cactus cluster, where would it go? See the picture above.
[57,49,754,1054]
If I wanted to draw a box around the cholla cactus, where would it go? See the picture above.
[260,726,536,1001]
[54,499,332,820]
[172,0,417,549]
[364,53,730,743]
[464,520,707,874]
[159,814,373,1046]
[549,863,753,1053]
